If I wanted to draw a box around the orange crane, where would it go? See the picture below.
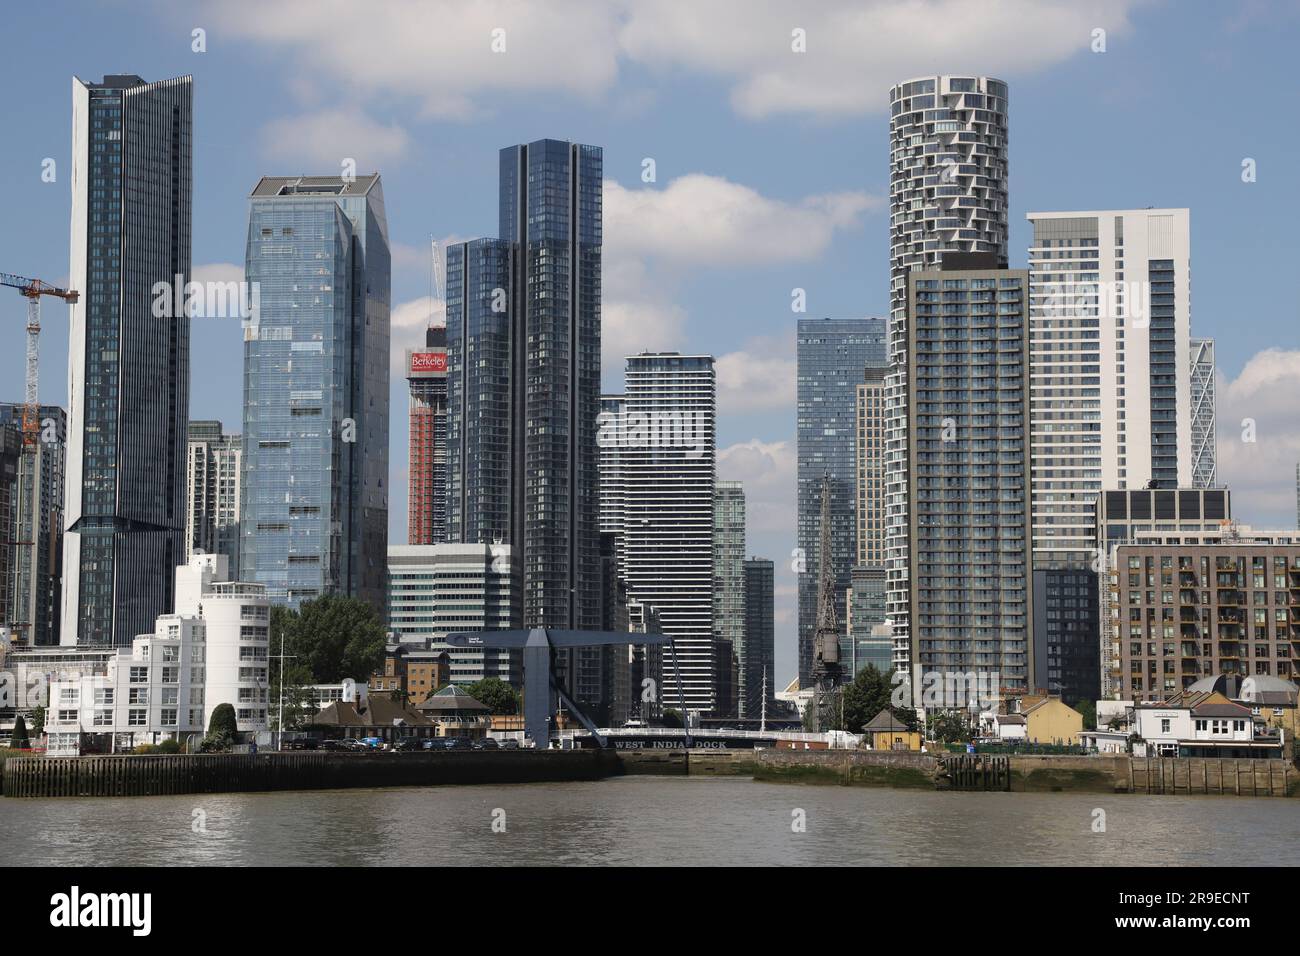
[1,272,76,645]
[0,273,78,446]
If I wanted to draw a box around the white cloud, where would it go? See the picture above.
[716,336,796,414]
[617,0,1147,118]
[718,438,796,535]
[260,108,411,170]
[604,176,876,265]
[193,262,243,284]
[202,0,1146,121]
[1216,349,1300,530]
[390,295,446,378]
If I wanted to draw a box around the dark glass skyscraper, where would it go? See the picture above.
[447,140,602,636]
[63,74,192,646]
[1,404,65,647]
[742,557,775,720]
[240,175,390,612]
[795,318,887,685]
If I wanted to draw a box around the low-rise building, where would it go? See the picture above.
[1132,689,1284,758]
[43,554,269,755]
[862,709,922,751]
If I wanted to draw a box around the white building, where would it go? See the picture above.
[622,353,716,715]
[1131,689,1281,758]
[386,543,521,686]
[1025,208,1193,566]
[44,554,269,755]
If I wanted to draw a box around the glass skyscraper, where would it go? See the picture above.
[240,174,391,612]
[446,140,603,635]
[795,318,886,685]
[714,481,746,709]
[742,557,775,720]
[63,74,192,646]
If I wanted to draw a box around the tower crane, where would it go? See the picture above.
[0,273,78,447]
[1,272,76,645]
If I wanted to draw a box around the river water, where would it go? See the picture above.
[2,777,1294,866]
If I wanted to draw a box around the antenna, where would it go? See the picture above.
[429,236,444,326]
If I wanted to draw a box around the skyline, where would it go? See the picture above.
[2,1,1300,680]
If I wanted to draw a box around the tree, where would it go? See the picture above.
[927,710,970,744]
[839,665,919,734]
[1073,698,1096,731]
[30,705,45,739]
[208,703,237,739]
[10,715,29,750]
[285,594,386,684]
[465,678,519,715]
[660,708,684,729]
[268,663,318,731]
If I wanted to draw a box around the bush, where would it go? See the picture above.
[10,715,30,750]
[156,739,182,754]
[208,703,237,738]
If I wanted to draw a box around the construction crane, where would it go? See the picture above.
[0,273,78,447]
[1,273,76,646]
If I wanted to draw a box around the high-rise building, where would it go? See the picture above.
[885,76,1010,686]
[185,420,241,578]
[0,425,21,641]
[407,326,448,545]
[0,404,65,647]
[1190,338,1216,489]
[796,318,887,686]
[63,74,193,646]
[713,480,746,712]
[598,394,628,577]
[623,353,716,714]
[1026,209,1193,565]
[386,543,522,686]
[904,256,1033,696]
[240,174,390,612]
[446,140,603,642]
[848,367,889,675]
[742,557,775,720]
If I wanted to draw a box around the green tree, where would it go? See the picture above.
[286,594,386,684]
[1073,698,1096,731]
[10,714,29,750]
[268,662,318,731]
[208,703,238,738]
[30,705,45,738]
[927,710,970,744]
[465,678,519,715]
[839,665,918,734]
[660,708,684,729]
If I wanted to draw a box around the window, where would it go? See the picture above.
[1160,718,1170,734]
[129,667,147,683]
[128,709,147,727]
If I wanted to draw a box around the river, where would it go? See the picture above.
[2,777,1294,866]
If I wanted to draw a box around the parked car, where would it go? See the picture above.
[320,739,347,751]
[283,737,318,751]
[394,737,423,752]
[473,737,500,751]
[499,738,520,751]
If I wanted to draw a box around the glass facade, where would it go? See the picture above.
[713,481,745,714]
[240,175,390,612]
[64,75,192,646]
[742,558,775,720]
[795,318,886,685]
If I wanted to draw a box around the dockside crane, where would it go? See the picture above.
[1,272,77,644]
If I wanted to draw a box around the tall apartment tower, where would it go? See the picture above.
[1026,209,1193,564]
[1189,338,1216,489]
[885,76,1009,683]
[0,404,66,647]
[407,325,448,545]
[598,394,628,577]
[905,257,1033,696]
[714,481,746,712]
[185,420,241,578]
[848,367,888,674]
[795,318,886,686]
[742,557,775,720]
[623,353,716,714]
[63,74,192,646]
[240,174,390,612]
[446,140,602,637]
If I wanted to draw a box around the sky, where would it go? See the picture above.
[1,0,1299,683]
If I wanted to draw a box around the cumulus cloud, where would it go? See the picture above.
[260,108,411,170]
[1216,349,1300,529]
[201,0,1146,121]
[604,176,875,265]
[719,438,796,536]
[716,336,797,414]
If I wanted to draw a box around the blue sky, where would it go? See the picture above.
[2,0,1299,681]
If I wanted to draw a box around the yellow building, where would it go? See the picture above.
[1021,696,1083,745]
[862,710,923,752]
